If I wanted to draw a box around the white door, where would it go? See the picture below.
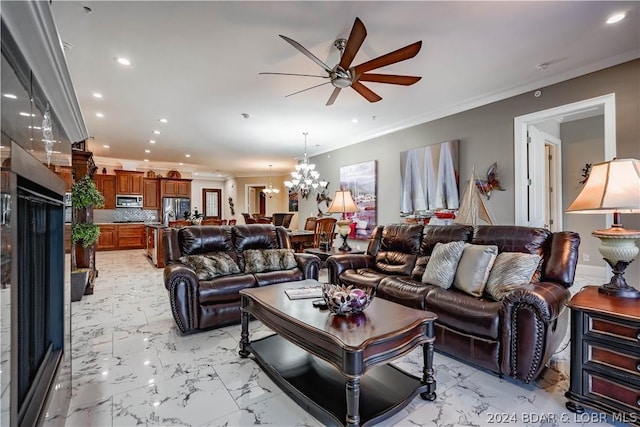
[527,126,562,231]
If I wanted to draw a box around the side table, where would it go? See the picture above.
[565,285,640,425]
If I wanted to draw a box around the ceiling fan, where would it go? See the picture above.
[260,17,422,106]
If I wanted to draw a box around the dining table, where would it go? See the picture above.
[287,229,314,252]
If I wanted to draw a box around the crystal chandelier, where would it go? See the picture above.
[284,132,328,199]
[261,165,280,198]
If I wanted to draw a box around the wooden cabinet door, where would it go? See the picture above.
[97,225,117,250]
[130,173,143,195]
[118,225,145,249]
[65,224,71,253]
[116,173,130,194]
[176,180,191,197]
[162,179,178,197]
[143,179,160,209]
[94,175,116,209]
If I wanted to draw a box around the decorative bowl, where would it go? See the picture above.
[321,283,375,315]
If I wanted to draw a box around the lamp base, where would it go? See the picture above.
[598,259,640,299]
[338,233,351,252]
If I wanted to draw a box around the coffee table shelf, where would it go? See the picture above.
[250,334,427,427]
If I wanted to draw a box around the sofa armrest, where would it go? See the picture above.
[163,263,200,333]
[500,281,571,382]
[294,253,321,280]
[326,254,376,285]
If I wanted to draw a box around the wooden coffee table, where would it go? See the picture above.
[239,280,437,427]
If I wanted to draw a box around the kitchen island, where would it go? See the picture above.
[144,224,167,268]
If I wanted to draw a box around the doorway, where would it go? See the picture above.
[245,184,266,217]
[514,93,616,227]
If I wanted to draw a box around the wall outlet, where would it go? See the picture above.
[582,254,590,262]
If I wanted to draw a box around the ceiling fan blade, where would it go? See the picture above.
[326,88,341,106]
[339,17,367,70]
[285,81,331,98]
[351,81,382,103]
[279,35,333,74]
[353,41,422,75]
[357,73,421,85]
[259,72,329,79]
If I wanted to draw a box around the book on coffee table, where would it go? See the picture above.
[284,286,323,300]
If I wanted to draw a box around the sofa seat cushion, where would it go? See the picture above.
[198,274,257,304]
[425,287,501,340]
[339,268,387,289]
[254,269,305,287]
[377,276,437,310]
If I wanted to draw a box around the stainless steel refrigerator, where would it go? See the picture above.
[162,197,191,226]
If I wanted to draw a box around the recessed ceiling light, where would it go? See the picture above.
[144,149,150,153]
[152,130,160,134]
[103,145,110,148]
[96,113,104,118]
[194,172,198,176]
[158,118,168,123]
[179,162,183,166]
[3,93,17,99]
[606,12,626,24]
[185,154,191,158]
[116,57,131,66]
[92,92,103,99]
[352,118,359,123]
[144,159,149,162]
[149,140,156,144]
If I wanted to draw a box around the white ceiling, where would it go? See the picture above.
[51,1,639,179]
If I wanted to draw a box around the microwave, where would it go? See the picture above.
[116,194,143,208]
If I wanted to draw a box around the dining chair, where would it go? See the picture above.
[228,219,237,225]
[303,216,317,231]
[220,219,228,225]
[256,217,271,224]
[168,220,192,228]
[241,213,252,223]
[273,213,294,228]
[311,217,337,249]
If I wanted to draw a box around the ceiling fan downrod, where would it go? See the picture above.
[331,38,352,89]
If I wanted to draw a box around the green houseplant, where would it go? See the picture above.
[70,175,104,300]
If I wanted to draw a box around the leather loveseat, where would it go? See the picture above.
[163,224,320,333]
[327,224,580,383]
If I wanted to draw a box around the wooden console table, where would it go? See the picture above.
[565,286,640,425]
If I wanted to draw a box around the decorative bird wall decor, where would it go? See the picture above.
[475,162,505,200]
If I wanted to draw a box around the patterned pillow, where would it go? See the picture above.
[179,253,240,280]
[421,241,465,289]
[485,252,542,300]
[244,249,297,273]
[453,244,498,297]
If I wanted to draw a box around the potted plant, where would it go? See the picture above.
[70,175,104,301]
[190,208,203,225]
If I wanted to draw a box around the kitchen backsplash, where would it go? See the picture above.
[94,209,160,223]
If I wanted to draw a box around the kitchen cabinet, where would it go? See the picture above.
[57,167,73,191]
[96,224,145,250]
[117,224,145,249]
[65,224,71,253]
[143,178,160,209]
[115,170,144,195]
[97,225,117,250]
[94,174,117,209]
[161,178,191,198]
[566,286,640,424]
[145,225,165,268]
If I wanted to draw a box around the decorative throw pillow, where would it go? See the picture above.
[485,252,542,300]
[453,244,498,297]
[244,249,297,273]
[179,253,240,280]
[421,241,465,289]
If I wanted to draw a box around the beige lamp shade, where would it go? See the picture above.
[327,191,359,215]
[566,158,640,214]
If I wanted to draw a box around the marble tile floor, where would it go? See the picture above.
[55,250,626,427]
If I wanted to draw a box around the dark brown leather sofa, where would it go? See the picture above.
[163,224,320,333]
[327,224,580,383]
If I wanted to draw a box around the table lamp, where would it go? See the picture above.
[327,190,359,251]
[566,158,640,298]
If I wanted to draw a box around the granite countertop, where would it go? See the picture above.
[95,222,164,227]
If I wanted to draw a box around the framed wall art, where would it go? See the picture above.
[339,160,377,240]
[202,188,221,218]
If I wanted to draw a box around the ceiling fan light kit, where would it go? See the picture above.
[260,17,422,105]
